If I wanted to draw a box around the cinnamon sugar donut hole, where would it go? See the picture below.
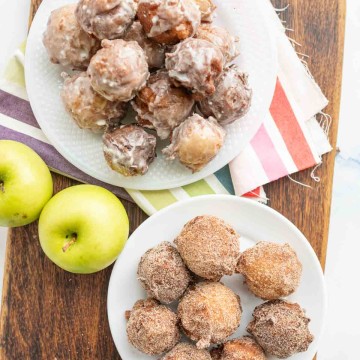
[237,242,302,300]
[165,38,224,99]
[161,343,212,360]
[132,70,195,139]
[75,0,137,40]
[137,242,191,303]
[88,39,149,102]
[103,124,156,176]
[196,24,239,63]
[178,282,242,349]
[198,65,252,126]
[43,4,100,70]
[174,215,240,280]
[162,114,225,172]
[61,72,127,133]
[126,298,180,355]
[247,300,314,358]
[123,21,166,69]
[193,0,216,22]
[137,0,201,45]
[210,337,266,360]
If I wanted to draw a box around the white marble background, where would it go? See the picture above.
[0,0,360,359]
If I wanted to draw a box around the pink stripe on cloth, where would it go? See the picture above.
[250,123,289,181]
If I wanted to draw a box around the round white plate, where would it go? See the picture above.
[108,195,326,360]
[25,0,277,190]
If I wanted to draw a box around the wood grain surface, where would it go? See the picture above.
[0,0,345,359]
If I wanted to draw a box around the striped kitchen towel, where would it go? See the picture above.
[0,0,331,216]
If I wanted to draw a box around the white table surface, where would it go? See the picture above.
[0,0,359,359]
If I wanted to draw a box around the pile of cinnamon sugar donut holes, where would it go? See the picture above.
[43,0,252,177]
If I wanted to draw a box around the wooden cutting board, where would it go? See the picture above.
[0,0,345,359]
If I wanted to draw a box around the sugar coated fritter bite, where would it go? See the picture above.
[210,336,266,360]
[163,114,225,172]
[137,241,192,303]
[198,65,252,126]
[165,38,224,98]
[247,300,314,359]
[103,124,156,176]
[43,4,100,70]
[178,281,242,349]
[196,24,239,63]
[75,0,137,40]
[193,0,216,22]
[161,342,212,360]
[126,298,180,355]
[132,70,195,139]
[61,72,127,133]
[123,21,166,69]
[137,0,201,45]
[237,241,302,300]
[174,215,239,280]
[88,39,149,102]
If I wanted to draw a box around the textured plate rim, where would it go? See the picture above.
[107,195,327,360]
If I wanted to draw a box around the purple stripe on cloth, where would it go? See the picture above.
[0,89,40,128]
[0,125,133,203]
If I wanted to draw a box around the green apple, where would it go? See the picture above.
[0,140,53,227]
[38,184,129,274]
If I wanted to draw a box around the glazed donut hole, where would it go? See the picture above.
[137,0,201,45]
[193,0,216,22]
[75,0,138,40]
[43,4,100,70]
[123,21,166,69]
[126,298,180,355]
[132,70,195,139]
[103,124,156,176]
[88,39,149,102]
[166,38,224,99]
[198,65,252,126]
[61,72,128,133]
[163,114,226,172]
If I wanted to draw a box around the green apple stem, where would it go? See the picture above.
[0,180,4,193]
[62,233,77,253]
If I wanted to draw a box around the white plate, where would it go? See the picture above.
[25,0,277,190]
[107,195,326,360]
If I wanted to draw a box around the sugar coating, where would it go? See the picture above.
[88,39,149,102]
[246,300,314,358]
[178,282,242,349]
[138,0,201,44]
[61,72,127,133]
[126,298,180,355]
[210,336,266,360]
[132,70,195,139]
[174,215,239,279]
[163,114,225,172]
[198,65,252,126]
[137,242,191,303]
[43,4,100,70]
[103,124,156,176]
[161,342,212,359]
[123,21,166,69]
[237,241,302,300]
[75,0,137,40]
[196,24,239,63]
[166,38,224,98]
